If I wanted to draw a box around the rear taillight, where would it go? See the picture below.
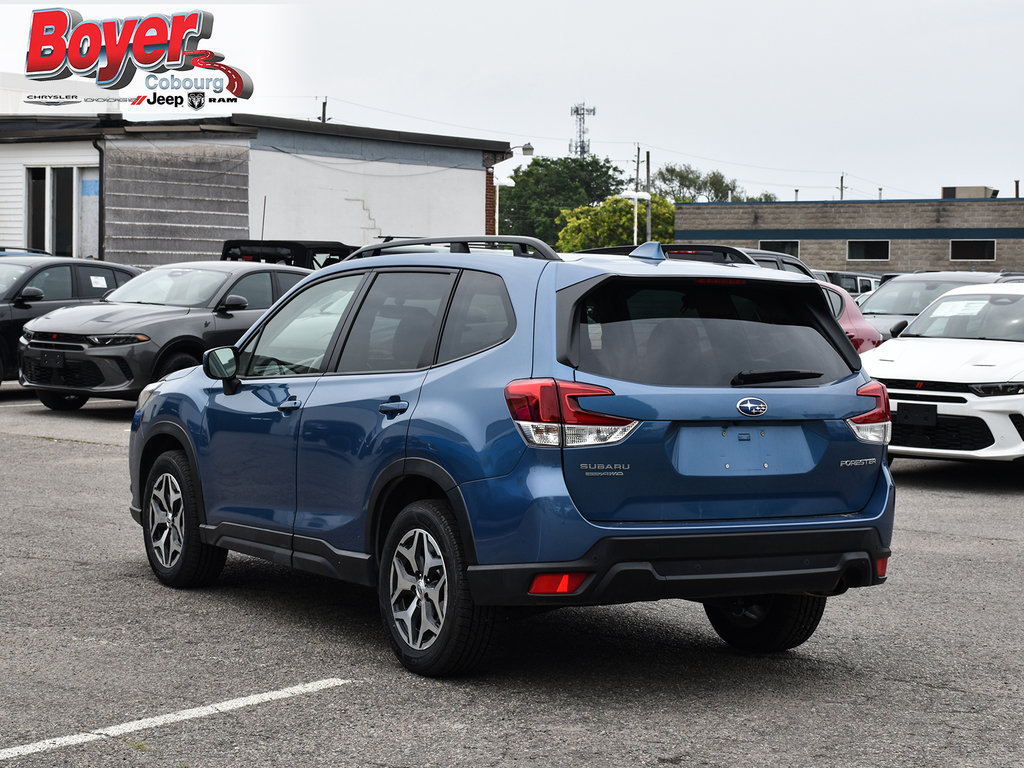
[846,380,892,444]
[504,378,639,448]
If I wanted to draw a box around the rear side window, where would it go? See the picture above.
[228,272,274,310]
[575,278,853,387]
[277,271,306,295]
[437,270,515,363]
[338,271,455,373]
[77,265,118,298]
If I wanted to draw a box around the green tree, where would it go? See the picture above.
[653,162,777,203]
[499,156,625,245]
[555,194,675,252]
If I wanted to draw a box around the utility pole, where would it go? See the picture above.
[839,173,845,201]
[321,98,327,124]
[645,150,652,242]
[633,145,641,245]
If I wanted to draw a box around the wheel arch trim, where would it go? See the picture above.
[366,457,478,565]
[137,420,209,526]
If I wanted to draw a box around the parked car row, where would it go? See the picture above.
[17,260,310,409]
[9,244,1019,465]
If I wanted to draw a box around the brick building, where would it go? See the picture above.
[674,188,1024,273]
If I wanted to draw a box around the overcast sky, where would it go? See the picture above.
[2,0,1021,201]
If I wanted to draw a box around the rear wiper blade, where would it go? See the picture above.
[731,369,823,386]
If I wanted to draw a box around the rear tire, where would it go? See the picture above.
[36,390,89,411]
[142,449,226,588]
[704,594,827,652]
[378,499,495,676]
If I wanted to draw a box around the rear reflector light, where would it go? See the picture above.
[876,557,889,578]
[529,572,588,595]
[846,380,892,445]
[504,379,640,448]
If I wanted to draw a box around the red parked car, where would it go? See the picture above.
[818,280,883,353]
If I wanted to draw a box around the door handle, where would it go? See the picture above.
[378,399,409,418]
[277,397,302,412]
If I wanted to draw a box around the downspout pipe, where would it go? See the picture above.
[92,137,105,261]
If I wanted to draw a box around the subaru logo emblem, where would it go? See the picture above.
[737,397,768,417]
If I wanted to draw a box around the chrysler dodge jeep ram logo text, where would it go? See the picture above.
[736,397,768,417]
[24,8,253,99]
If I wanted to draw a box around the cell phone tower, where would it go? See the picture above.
[569,102,596,157]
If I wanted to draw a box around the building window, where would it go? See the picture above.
[759,240,799,257]
[25,166,96,258]
[848,241,890,261]
[950,240,996,261]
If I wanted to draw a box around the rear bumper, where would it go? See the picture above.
[467,527,889,606]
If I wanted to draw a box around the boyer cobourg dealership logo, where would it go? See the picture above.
[23,8,253,109]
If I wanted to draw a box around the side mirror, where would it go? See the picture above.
[889,320,909,338]
[15,286,44,305]
[203,347,240,394]
[216,294,248,313]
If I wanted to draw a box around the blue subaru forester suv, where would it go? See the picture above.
[129,236,895,676]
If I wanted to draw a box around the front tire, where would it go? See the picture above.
[704,594,827,652]
[378,499,495,677]
[36,390,89,411]
[142,450,226,588]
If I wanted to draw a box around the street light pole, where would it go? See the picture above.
[494,177,515,235]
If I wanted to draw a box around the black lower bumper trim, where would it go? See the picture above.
[467,528,889,606]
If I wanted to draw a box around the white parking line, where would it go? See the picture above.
[0,678,356,761]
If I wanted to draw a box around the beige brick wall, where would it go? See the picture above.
[675,199,1024,273]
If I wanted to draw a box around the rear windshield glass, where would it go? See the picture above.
[575,277,853,387]
[858,278,976,316]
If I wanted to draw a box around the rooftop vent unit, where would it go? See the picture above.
[941,186,999,199]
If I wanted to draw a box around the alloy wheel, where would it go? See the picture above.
[388,528,448,650]
[148,471,185,569]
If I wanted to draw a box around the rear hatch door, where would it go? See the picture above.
[559,275,885,523]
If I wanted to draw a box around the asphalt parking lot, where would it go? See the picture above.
[1,380,1022,768]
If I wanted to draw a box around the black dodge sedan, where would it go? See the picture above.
[19,260,309,410]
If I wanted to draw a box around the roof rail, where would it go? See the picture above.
[346,236,561,262]
[0,246,51,255]
[576,242,757,266]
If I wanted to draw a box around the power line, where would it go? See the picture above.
[312,94,925,197]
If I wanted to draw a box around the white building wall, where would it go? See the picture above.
[0,141,98,251]
[248,149,484,246]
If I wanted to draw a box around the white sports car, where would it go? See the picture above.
[861,283,1024,462]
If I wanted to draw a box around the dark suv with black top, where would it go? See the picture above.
[128,236,895,676]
